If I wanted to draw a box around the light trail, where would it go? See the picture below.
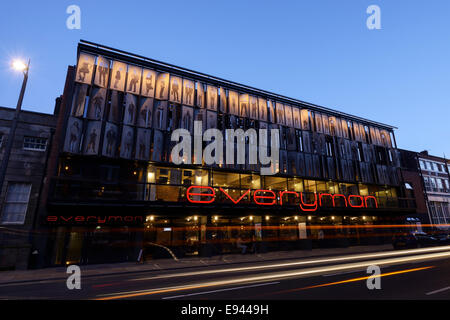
[96,250,450,300]
[129,245,450,282]
[271,266,434,294]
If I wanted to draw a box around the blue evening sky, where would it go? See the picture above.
[0,0,449,157]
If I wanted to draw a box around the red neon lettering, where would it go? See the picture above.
[364,195,378,208]
[319,193,333,206]
[253,189,276,205]
[186,186,215,204]
[279,191,299,206]
[348,195,364,208]
[332,194,348,207]
[299,192,318,212]
[61,216,73,222]
[219,188,250,204]
[46,216,57,222]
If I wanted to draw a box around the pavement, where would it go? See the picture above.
[0,244,394,285]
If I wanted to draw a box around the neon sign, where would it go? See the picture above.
[186,186,378,212]
[45,215,144,224]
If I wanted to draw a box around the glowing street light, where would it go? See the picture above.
[12,59,28,72]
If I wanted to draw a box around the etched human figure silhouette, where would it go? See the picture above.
[209,90,216,109]
[69,121,80,152]
[78,61,90,82]
[87,128,97,153]
[185,84,193,104]
[98,62,108,87]
[124,131,133,158]
[138,133,146,159]
[146,106,153,127]
[153,134,162,160]
[241,102,248,117]
[105,127,116,155]
[157,107,164,129]
[197,89,203,108]
[145,74,154,95]
[207,113,216,129]
[114,67,123,89]
[139,104,148,127]
[171,80,180,101]
[183,110,192,132]
[92,95,103,119]
[381,133,386,146]
[159,80,166,98]
[330,120,336,135]
[221,96,226,111]
[251,100,257,118]
[231,97,237,114]
[74,87,86,116]
[128,71,139,93]
[277,108,283,123]
[127,102,135,124]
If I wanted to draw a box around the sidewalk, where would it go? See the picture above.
[0,244,393,284]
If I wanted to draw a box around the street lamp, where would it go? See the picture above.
[12,60,28,72]
[0,59,30,196]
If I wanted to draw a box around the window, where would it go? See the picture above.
[444,179,450,190]
[419,161,426,170]
[437,179,443,190]
[0,133,4,148]
[1,183,32,225]
[23,136,47,151]
[423,177,430,191]
[404,182,413,190]
[430,178,437,190]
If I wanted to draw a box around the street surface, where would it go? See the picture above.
[1,245,450,300]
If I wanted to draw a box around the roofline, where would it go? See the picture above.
[0,106,54,117]
[398,148,448,162]
[78,39,397,131]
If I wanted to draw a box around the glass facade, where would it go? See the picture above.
[43,43,414,266]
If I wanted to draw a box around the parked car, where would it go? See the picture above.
[434,233,450,245]
[392,231,439,249]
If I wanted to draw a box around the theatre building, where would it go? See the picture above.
[38,41,416,266]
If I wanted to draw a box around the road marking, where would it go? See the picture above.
[269,266,434,296]
[426,286,450,296]
[162,281,280,300]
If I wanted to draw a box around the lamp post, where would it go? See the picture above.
[0,59,30,197]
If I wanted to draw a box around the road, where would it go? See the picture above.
[1,245,450,300]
